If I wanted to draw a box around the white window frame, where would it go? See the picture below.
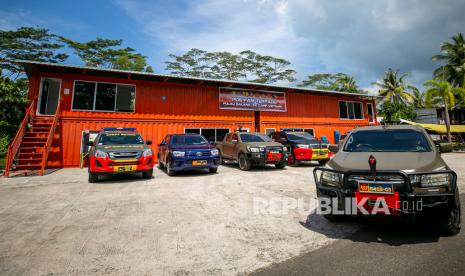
[37,77,62,116]
[338,100,364,120]
[71,80,136,113]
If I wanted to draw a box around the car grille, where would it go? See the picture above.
[186,150,211,157]
[347,174,406,191]
[109,151,140,159]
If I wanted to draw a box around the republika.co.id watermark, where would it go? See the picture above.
[253,196,423,215]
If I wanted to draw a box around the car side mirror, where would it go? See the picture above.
[87,141,94,147]
[146,140,152,145]
[231,139,238,144]
[437,142,453,153]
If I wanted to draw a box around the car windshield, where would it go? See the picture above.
[286,132,316,142]
[171,135,208,146]
[344,129,432,152]
[98,133,144,145]
[240,133,273,142]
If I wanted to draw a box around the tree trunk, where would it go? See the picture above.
[444,102,452,143]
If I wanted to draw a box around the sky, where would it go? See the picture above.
[1,0,464,93]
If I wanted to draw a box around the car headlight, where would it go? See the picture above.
[142,149,153,157]
[420,173,451,187]
[296,144,310,149]
[259,147,266,152]
[172,151,185,157]
[282,147,287,152]
[247,146,260,153]
[211,149,219,156]
[321,171,342,187]
[95,150,108,158]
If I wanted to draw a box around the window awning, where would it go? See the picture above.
[400,119,465,133]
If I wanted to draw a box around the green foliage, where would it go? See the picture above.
[0,27,68,76]
[433,33,465,88]
[60,37,153,72]
[298,73,365,93]
[378,101,417,121]
[165,48,296,83]
[0,76,29,157]
[412,87,426,108]
[424,79,465,110]
[373,68,416,104]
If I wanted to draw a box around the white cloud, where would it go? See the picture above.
[116,0,465,88]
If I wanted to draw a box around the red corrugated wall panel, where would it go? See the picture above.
[26,72,375,168]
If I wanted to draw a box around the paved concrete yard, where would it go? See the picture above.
[1,153,464,275]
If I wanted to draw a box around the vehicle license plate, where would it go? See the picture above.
[114,165,137,172]
[192,160,207,166]
[358,181,394,194]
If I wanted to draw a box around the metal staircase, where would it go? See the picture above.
[3,98,61,177]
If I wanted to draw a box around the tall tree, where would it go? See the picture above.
[424,79,465,142]
[0,27,68,77]
[412,87,426,108]
[164,49,296,84]
[433,33,465,88]
[373,69,416,104]
[60,37,153,72]
[299,73,364,93]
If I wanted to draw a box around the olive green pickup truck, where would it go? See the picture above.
[215,132,287,170]
[314,125,460,236]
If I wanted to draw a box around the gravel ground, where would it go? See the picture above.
[0,153,464,275]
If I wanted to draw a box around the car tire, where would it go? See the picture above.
[209,167,218,173]
[275,161,286,169]
[318,160,328,166]
[287,155,300,166]
[238,153,251,171]
[157,155,165,169]
[166,157,176,176]
[88,172,99,183]
[436,205,461,236]
[142,169,153,179]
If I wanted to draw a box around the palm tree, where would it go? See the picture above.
[424,79,465,142]
[374,69,415,104]
[411,87,426,108]
[433,33,465,88]
[336,75,361,93]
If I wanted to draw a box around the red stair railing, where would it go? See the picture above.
[3,98,36,177]
[40,99,62,176]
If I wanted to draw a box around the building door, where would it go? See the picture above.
[38,78,61,115]
[254,111,260,132]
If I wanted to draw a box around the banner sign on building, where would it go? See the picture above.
[219,88,287,112]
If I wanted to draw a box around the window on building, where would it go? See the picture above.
[72,81,135,112]
[303,128,315,136]
[73,81,95,110]
[339,101,363,120]
[265,128,275,136]
[184,128,230,142]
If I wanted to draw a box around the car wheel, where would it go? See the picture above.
[238,153,251,171]
[436,205,461,236]
[275,161,286,169]
[209,167,218,173]
[157,155,165,169]
[142,169,153,179]
[88,172,99,183]
[166,157,176,176]
[318,160,328,166]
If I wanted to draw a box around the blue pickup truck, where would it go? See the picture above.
[157,134,221,176]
